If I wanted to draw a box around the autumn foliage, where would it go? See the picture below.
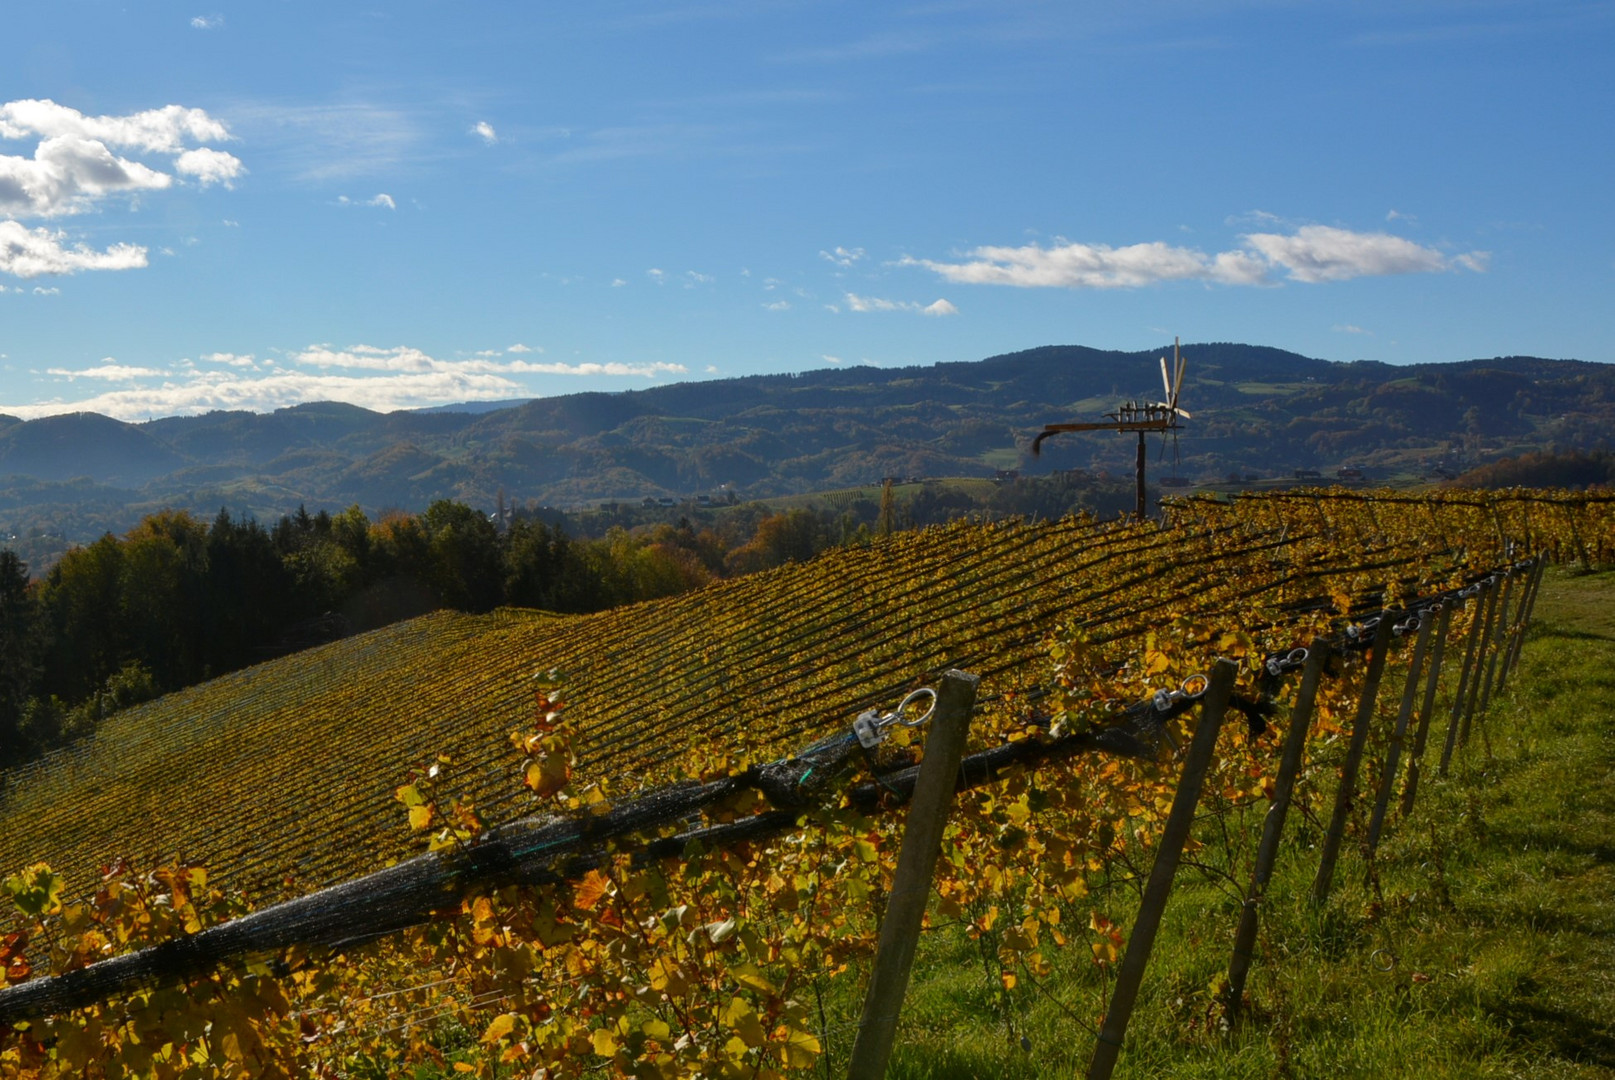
[2,490,1611,1077]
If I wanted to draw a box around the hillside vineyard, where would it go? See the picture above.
[6,490,1604,904]
[0,490,1612,1079]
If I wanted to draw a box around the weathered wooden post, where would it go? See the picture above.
[846,669,978,1080]
[1311,613,1394,906]
[1515,555,1548,663]
[1087,660,1238,1080]
[1475,570,1517,719]
[1459,573,1505,747]
[1497,558,1545,692]
[1400,602,1451,818]
[1440,578,1491,776]
[1365,609,1432,857]
[1226,643,1327,1017]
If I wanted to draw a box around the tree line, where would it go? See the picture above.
[0,501,727,767]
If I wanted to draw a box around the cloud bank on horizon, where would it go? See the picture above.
[2,344,687,422]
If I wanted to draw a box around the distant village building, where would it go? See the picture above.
[1293,469,1323,480]
[1336,467,1364,481]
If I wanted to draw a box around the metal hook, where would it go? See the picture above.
[852,687,939,748]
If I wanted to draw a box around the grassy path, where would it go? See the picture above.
[873,568,1615,1079]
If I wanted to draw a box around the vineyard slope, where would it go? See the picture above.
[0,516,1188,900]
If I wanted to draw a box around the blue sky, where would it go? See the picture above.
[2,0,1610,420]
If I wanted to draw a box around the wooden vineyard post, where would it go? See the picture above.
[1517,556,1548,663]
[1226,643,1327,1018]
[1518,553,1548,654]
[1311,614,1394,906]
[1459,575,1504,748]
[1365,610,1433,858]
[846,669,978,1080]
[1441,578,1493,773]
[1476,569,1517,719]
[1498,557,1545,693]
[1087,659,1238,1080]
[1497,559,1538,688]
[1400,602,1452,819]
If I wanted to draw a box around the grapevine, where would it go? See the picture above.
[0,490,1609,1077]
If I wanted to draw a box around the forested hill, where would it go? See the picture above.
[2,344,1612,548]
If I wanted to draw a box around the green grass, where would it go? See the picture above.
[849,567,1615,1078]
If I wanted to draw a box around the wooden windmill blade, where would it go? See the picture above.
[1170,338,1190,419]
[1173,338,1187,407]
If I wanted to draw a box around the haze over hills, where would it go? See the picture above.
[2,343,1612,557]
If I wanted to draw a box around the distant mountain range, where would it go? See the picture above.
[3,343,1611,560]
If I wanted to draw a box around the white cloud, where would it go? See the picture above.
[46,361,166,380]
[201,351,256,367]
[704,364,719,374]
[843,292,958,315]
[174,147,245,187]
[1,136,174,217]
[905,242,1266,289]
[506,342,537,353]
[471,121,498,145]
[338,193,395,209]
[909,224,1486,290]
[0,221,149,278]
[763,299,791,311]
[3,370,523,421]
[822,354,843,365]
[32,285,59,295]
[819,245,865,268]
[685,270,713,286]
[290,343,684,379]
[0,99,231,154]
[1,343,690,421]
[190,14,223,29]
[1332,324,1372,335]
[0,98,238,277]
[647,268,665,283]
[611,277,628,287]
[1241,225,1455,283]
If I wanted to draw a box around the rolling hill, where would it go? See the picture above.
[3,345,1612,562]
